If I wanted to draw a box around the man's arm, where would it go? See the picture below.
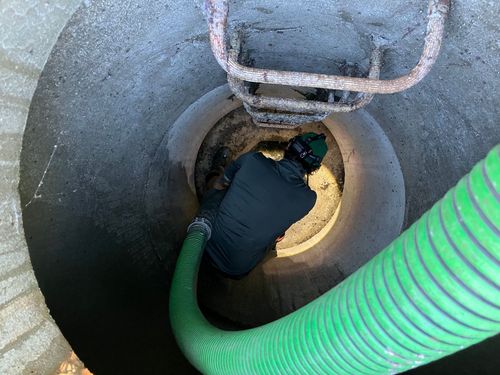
[222,152,254,184]
[212,152,254,190]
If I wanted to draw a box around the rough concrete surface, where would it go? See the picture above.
[0,0,89,374]
[0,0,499,374]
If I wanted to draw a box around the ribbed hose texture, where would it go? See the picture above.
[169,146,500,375]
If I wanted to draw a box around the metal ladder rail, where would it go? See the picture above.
[205,0,451,128]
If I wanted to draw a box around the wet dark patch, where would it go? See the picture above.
[338,9,353,23]
[255,7,273,15]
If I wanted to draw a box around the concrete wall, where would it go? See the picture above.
[0,1,89,374]
[1,0,499,374]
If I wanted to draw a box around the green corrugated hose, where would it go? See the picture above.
[170,146,500,374]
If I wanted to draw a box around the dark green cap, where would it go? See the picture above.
[300,132,328,161]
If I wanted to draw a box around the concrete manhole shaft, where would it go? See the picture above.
[1,0,499,373]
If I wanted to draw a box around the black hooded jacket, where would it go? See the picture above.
[205,152,317,276]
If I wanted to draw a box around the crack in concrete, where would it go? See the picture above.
[24,143,58,208]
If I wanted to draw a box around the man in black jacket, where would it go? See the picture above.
[198,132,328,279]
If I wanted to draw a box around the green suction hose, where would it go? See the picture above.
[169,146,500,374]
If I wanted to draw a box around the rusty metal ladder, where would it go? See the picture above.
[205,0,451,129]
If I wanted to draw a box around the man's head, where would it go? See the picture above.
[284,132,328,173]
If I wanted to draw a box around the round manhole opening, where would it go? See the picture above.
[194,107,344,255]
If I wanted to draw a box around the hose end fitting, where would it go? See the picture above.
[187,217,212,241]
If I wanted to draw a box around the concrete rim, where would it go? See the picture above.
[165,84,405,325]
